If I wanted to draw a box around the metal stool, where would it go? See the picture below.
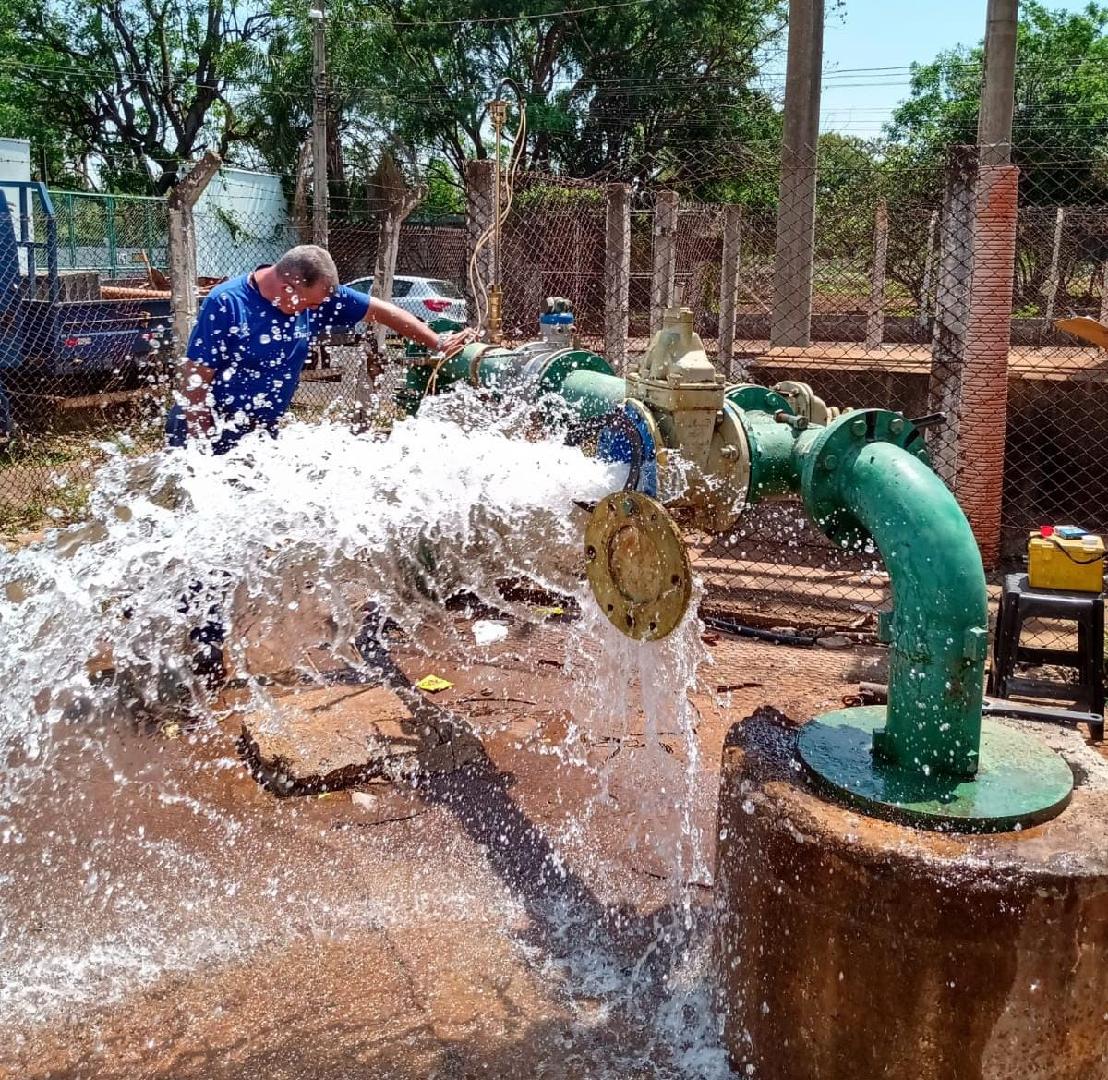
[988,573,1105,740]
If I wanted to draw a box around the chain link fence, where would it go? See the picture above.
[3,152,1107,666]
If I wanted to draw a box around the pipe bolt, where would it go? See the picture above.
[850,418,866,437]
[889,417,905,435]
[823,454,839,472]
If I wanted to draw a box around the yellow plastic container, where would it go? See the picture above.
[1028,533,1105,593]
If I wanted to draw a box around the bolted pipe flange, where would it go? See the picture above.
[724,383,794,417]
[799,409,930,550]
[584,491,692,641]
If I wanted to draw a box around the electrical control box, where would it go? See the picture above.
[1028,530,1105,593]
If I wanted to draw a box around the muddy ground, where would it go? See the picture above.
[0,618,888,1080]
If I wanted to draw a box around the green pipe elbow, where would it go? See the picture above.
[799,416,987,778]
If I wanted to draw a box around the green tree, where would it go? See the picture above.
[886,1,1108,206]
[0,0,271,193]
[244,0,786,199]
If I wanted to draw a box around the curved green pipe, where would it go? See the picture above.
[800,438,988,778]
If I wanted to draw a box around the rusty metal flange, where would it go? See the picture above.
[584,491,692,641]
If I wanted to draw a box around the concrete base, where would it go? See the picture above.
[715,708,1108,1080]
[239,682,484,795]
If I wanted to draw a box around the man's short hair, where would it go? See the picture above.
[274,245,339,289]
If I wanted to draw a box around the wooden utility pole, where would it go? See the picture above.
[979,0,1019,167]
[771,0,824,348]
[310,2,329,246]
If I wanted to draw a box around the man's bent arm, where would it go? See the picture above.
[365,297,441,350]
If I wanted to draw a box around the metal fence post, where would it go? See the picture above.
[604,183,631,370]
[105,195,118,279]
[651,190,678,334]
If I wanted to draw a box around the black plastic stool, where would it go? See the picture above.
[988,573,1105,739]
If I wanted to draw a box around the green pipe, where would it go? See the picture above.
[473,350,521,391]
[740,410,808,502]
[556,369,627,421]
[799,428,988,778]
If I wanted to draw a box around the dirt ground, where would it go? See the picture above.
[0,620,883,1080]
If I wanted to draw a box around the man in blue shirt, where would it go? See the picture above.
[167,244,474,452]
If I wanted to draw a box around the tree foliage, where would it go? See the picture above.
[886,1,1108,205]
[242,0,786,198]
[1,0,270,192]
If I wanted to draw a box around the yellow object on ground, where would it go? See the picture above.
[1028,533,1105,592]
[415,674,454,693]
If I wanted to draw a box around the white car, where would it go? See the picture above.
[344,274,469,326]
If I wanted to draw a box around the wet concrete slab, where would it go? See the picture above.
[0,625,894,1079]
[239,682,484,794]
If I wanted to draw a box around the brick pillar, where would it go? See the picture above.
[929,152,1019,568]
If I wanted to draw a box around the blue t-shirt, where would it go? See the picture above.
[168,271,370,450]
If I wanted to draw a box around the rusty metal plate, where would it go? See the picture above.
[584,491,692,641]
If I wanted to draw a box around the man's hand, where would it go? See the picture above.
[184,404,215,440]
[437,327,479,360]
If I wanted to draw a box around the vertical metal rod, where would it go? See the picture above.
[106,195,118,278]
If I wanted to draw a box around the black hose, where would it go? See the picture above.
[701,613,818,647]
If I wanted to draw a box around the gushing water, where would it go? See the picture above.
[0,398,726,1077]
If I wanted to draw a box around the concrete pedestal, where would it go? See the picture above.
[715,708,1108,1080]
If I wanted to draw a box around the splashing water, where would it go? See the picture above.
[0,399,728,1077]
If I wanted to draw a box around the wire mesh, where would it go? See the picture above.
[1,150,1104,665]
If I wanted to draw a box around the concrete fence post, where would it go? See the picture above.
[604,183,631,369]
[718,205,743,377]
[919,208,940,329]
[465,159,496,335]
[650,190,679,334]
[865,198,889,349]
[1042,206,1065,326]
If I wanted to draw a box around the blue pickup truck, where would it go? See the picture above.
[0,181,170,437]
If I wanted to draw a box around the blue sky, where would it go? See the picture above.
[818,0,1092,136]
